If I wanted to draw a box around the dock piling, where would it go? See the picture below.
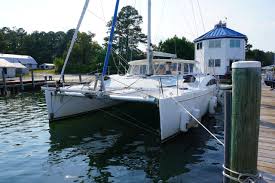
[2,69,7,95]
[228,61,261,183]
[19,74,24,91]
[79,74,82,83]
[31,70,35,89]
[223,91,232,183]
[44,75,47,82]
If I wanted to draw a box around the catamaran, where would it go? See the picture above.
[42,0,218,141]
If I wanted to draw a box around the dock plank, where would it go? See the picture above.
[258,85,275,180]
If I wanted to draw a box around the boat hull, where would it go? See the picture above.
[159,88,216,140]
[44,89,119,121]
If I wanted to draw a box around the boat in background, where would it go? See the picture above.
[42,0,218,141]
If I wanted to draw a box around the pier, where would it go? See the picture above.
[258,85,275,181]
[0,71,93,95]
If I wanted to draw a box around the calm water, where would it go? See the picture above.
[0,92,224,183]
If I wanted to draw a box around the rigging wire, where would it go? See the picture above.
[87,9,107,23]
[189,0,199,37]
[99,0,106,22]
[196,0,205,32]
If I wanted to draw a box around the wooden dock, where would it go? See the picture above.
[258,85,275,182]
[0,73,93,96]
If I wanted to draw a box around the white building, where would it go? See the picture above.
[0,53,38,70]
[194,22,247,76]
[39,63,55,70]
[0,58,16,78]
[0,58,27,78]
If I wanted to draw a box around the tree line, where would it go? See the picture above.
[0,5,273,74]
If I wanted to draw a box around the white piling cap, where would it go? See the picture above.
[232,61,261,69]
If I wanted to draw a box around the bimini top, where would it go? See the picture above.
[194,21,247,43]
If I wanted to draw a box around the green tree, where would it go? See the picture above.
[53,57,64,73]
[158,36,194,60]
[105,5,146,63]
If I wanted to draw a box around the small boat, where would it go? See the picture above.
[42,0,218,141]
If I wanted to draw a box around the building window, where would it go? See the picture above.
[230,39,240,48]
[197,42,202,50]
[189,64,194,73]
[209,40,221,48]
[209,59,221,67]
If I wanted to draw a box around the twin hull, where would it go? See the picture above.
[44,88,215,141]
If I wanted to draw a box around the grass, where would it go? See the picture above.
[32,69,56,74]
[22,69,57,78]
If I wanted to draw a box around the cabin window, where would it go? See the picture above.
[129,65,140,75]
[172,63,177,75]
[140,65,147,75]
[178,64,182,74]
[184,64,189,74]
[165,62,172,74]
[197,42,202,50]
[154,64,165,75]
[209,40,221,48]
[209,59,221,67]
[230,39,240,48]
[207,79,217,86]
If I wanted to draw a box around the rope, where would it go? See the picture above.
[223,165,262,183]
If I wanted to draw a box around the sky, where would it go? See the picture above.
[0,0,274,52]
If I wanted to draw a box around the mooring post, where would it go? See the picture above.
[79,74,82,83]
[19,74,24,91]
[223,90,232,183]
[230,61,261,183]
[31,70,35,89]
[2,69,7,95]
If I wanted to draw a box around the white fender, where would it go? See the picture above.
[189,108,200,128]
[180,110,190,132]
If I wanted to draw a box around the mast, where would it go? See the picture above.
[147,0,153,75]
[102,0,120,76]
[60,0,90,82]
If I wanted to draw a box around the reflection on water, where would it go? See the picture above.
[0,92,224,183]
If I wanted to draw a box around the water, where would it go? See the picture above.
[0,92,224,183]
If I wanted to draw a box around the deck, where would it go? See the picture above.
[258,85,275,182]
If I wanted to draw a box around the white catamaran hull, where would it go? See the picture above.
[44,89,119,121]
[44,84,216,141]
[159,88,216,140]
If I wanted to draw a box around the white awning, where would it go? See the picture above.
[0,58,15,68]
